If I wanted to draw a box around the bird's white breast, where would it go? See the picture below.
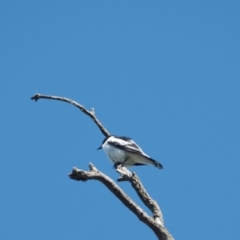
[102,142,126,163]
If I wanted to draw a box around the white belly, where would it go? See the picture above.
[102,143,126,163]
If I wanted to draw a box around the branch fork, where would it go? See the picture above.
[31,93,174,240]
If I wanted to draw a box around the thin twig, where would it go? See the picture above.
[31,93,110,137]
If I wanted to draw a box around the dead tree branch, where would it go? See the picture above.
[31,93,174,240]
[69,164,173,240]
[117,170,164,226]
[31,93,110,137]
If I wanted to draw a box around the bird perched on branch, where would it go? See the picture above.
[98,135,163,170]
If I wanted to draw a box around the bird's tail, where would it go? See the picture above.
[149,157,163,169]
[138,156,163,169]
[128,154,163,169]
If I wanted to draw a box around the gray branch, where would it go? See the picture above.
[31,93,174,240]
[31,93,110,137]
[117,168,164,225]
[69,164,173,240]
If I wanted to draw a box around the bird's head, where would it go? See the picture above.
[97,135,111,150]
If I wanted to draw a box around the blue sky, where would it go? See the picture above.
[1,1,240,239]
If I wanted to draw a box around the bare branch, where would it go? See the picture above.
[117,170,164,225]
[32,93,174,239]
[69,165,174,240]
[30,93,110,137]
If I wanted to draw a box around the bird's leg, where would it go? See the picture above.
[113,157,129,169]
[121,157,129,167]
[113,162,122,169]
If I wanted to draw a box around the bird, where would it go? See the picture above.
[97,135,163,169]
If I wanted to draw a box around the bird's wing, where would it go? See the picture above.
[107,137,149,157]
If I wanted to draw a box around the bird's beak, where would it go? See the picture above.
[97,146,102,150]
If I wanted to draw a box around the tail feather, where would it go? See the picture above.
[149,157,163,169]
[125,152,163,169]
[134,156,163,169]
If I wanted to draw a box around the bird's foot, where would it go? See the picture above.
[113,162,123,169]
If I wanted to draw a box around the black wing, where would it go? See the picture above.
[108,136,147,156]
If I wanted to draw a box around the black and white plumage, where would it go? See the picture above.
[98,135,163,169]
